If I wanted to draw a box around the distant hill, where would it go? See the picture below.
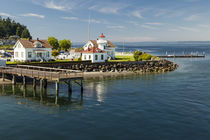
[0,16,31,39]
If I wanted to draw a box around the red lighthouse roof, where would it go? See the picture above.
[99,33,105,38]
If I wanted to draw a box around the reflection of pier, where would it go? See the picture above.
[0,84,84,107]
[0,65,84,104]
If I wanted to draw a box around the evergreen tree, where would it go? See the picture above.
[0,16,31,39]
[21,28,30,38]
[16,26,21,37]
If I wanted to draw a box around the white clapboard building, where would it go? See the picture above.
[82,33,116,63]
[13,38,52,62]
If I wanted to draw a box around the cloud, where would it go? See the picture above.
[88,3,127,14]
[44,0,71,11]
[144,22,163,26]
[61,16,78,20]
[168,29,180,32]
[107,25,125,30]
[111,36,157,42]
[0,12,14,18]
[141,25,157,30]
[185,14,199,21]
[132,11,143,19]
[178,26,199,32]
[185,0,200,2]
[20,13,45,19]
[198,24,210,28]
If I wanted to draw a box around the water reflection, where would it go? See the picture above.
[0,84,83,110]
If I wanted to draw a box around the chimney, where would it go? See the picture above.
[37,38,39,41]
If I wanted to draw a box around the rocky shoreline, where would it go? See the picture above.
[28,60,178,74]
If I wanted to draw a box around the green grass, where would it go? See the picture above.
[108,55,135,62]
[109,54,160,62]
[0,45,14,50]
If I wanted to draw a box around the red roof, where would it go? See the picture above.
[99,33,105,38]
[82,47,106,53]
[18,39,53,49]
[90,40,115,48]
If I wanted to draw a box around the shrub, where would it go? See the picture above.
[51,50,59,57]
[133,50,143,61]
[141,53,152,60]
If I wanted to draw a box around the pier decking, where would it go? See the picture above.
[157,55,205,58]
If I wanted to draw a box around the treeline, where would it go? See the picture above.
[0,16,31,39]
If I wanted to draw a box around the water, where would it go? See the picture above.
[1,42,210,140]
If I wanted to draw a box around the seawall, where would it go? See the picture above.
[21,60,178,74]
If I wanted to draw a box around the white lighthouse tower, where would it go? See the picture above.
[97,33,108,50]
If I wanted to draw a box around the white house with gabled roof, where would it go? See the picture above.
[82,33,116,62]
[13,38,52,62]
[82,47,107,63]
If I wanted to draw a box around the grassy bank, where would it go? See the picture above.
[108,55,135,62]
[0,45,13,50]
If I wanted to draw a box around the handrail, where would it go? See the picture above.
[0,66,83,80]
[15,65,82,73]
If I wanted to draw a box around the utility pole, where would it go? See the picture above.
[88,14,91,41]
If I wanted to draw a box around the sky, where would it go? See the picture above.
[1,0,210,42]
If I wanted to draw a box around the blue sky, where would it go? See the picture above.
[1,0,210,42]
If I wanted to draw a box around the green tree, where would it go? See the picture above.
[21,28,30,38]
[59,39,71,51]
[48,36,59,50]
[51,50,59,57]
[133,50,143,61]
[16,26,21,37]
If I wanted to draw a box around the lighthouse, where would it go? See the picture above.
[97,33,108,50]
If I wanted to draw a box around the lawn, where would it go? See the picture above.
[108,55,135,62]
[0,45,14,50]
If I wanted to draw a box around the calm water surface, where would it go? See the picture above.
[1,42,210,140]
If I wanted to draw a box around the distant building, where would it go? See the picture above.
[82,33,116,62]
[69,49,82,59]
[13,38,52,62]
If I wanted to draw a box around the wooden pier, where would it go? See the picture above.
[157,54,205,58]
[0,65,84,102]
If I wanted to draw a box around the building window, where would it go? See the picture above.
[95,55,98,60]
[37,53,42,57]
[89,55,91,60]
[84,55,86,60]
[101,54,104,60]
[28,52,32,58]
[21,52,24,58]
[15,52,18,57]
[47,52,50,57]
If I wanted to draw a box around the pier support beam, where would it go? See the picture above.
[23,76,26,85]
[68,80,72,94]
[12,75,16,85]
[80,79,83,93]
[33,78,36,89]
[43,79,47,89]
[40,79,43,90]
[68,80,72,102]
[55,81,59,105]
[2,73,5,81]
